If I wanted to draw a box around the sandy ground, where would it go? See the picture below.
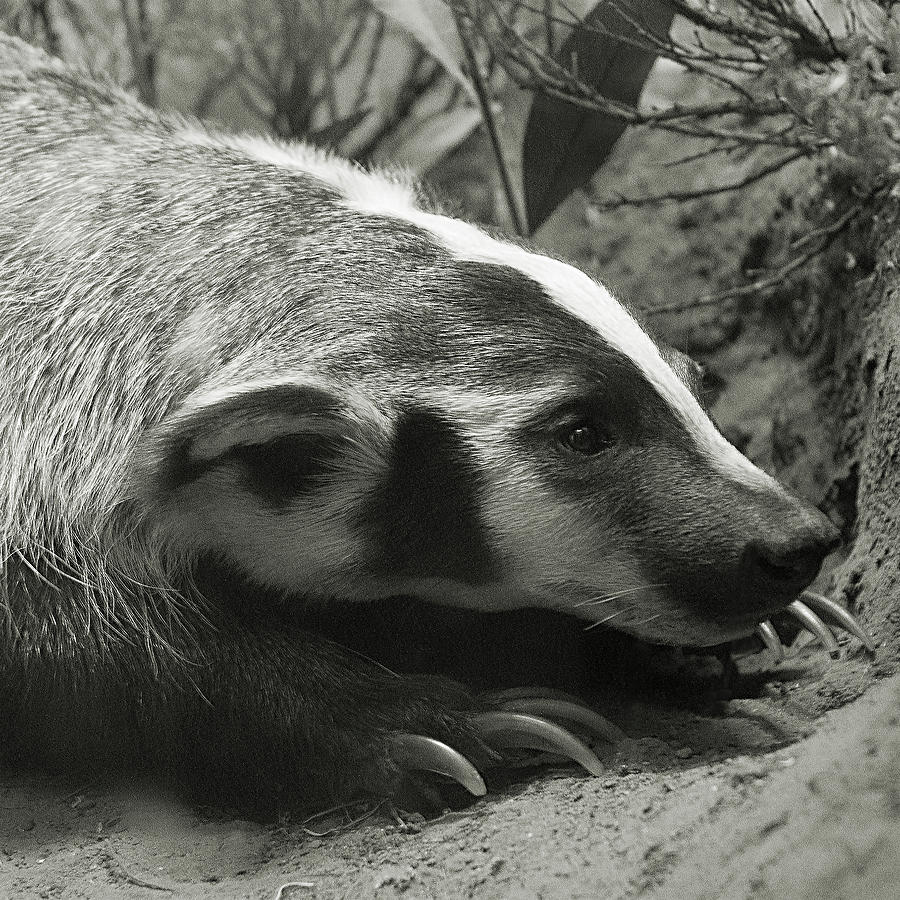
[2,643,896,899]
[3,64,899,900]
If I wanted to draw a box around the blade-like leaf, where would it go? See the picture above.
[522,0,675,233]
[367,0,473,96]
[375,106,483,174]
[306,107,373,150]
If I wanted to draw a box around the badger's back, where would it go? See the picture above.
[0,38,316,655]
[0,36,406,656]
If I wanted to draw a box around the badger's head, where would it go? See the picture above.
[141,142,838,647]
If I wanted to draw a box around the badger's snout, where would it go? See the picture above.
[609,459,843,645]
[741,513,840,594]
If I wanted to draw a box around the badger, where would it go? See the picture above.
[0,34,871,804]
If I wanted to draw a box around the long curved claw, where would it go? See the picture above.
[483,686,597,705]
[472,711,605,777]
[800,590,876,653]
[489,696,625,744]
[389,734,486,797]
[788,599,840,659]
[755,620,785,661]
[483,688,625,739]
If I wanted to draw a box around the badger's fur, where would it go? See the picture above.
[0,35,838,800]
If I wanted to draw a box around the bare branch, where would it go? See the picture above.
[357,51,441,159]
[453,6,526,235]
[314,0,343,125]
[119,0,157,106]
[194,52,245,119]
[593,150,807,211]
[29,0,61,56]
[661,143,748,168]
[649,194,875,315]
[350,13,385,120]
[800,0,841,59]
[334,3,370,71]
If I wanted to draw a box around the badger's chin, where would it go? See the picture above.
[345,575,544,611]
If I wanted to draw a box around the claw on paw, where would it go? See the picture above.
[788,599,841,658]
[800,590,876,652]
[484,686,592,705]
[482,689,625,744]
[751,593,874,662]
[389,733,487,797]
[472,711,605,777]
[755,620,785,660]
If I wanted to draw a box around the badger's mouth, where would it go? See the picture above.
[567,575,788,647]
[589,598,788,647]
[578,587,873,659]
[607,609,767,647]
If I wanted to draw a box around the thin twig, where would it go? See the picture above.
[299,799,384,837]
[274,883,315,899]
[317,0,340,124]
[350,13,384,122]
[99,842,174,892]
[524,79,812,148]
[661,143,746,167]
[593,150,807,210]
[30,0,61,55]
[467,0,850,159]
[120,0,158,105]
[358,52,441,160]
[800,0,840,58]
[334,3,369,71]
[649,198,870,315]
[194,52,244,118]
[454,9,526,235]
[483,14,792,129]
[543,0,555,57]
[788,195,870,252]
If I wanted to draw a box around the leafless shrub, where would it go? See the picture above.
[0,0,481,168]
[449,0,900,305]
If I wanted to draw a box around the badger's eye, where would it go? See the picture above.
[562,422,611,455]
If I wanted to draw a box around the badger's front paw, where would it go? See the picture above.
[388,685,623,797]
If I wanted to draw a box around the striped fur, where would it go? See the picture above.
[193,132,777,491]
[0,33,834,662]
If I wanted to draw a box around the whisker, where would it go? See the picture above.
[632,613,663,627]
[574,595,615,609]
[574,583,667,608]
[583,609,626,631]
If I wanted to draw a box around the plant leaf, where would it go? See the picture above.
[366,0,473,96]
[306,107,373,150]
[375,106,483,174]
[522,0,675,233]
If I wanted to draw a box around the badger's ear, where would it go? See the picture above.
[141,377,387,501]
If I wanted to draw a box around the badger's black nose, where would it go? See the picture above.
[742,519,840,591]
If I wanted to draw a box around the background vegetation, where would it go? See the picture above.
[4,0,897,323]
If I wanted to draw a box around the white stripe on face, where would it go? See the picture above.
[196,132,777,490]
